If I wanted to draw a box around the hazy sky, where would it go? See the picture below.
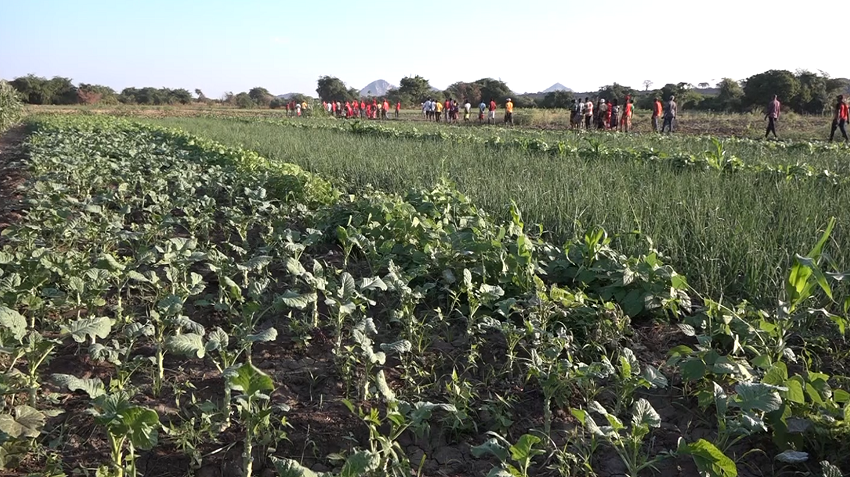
[1,0,846,98]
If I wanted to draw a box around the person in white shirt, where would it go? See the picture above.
[463,100,471,121]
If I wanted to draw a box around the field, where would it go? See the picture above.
[0,112,848,477]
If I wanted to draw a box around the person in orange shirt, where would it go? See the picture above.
[360,100,366,118]
[829,95,849,142]
[504,98,514,125]
[621,96,633,133]
[382,99,390,119]
[651,97,663,133]
[488,98,497,124]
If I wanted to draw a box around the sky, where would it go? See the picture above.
[1,0,846,98]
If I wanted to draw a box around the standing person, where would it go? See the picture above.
[504,97,514,125]
[444,98,452,122]
[382,99,390,119]
[435,99,443,122]
[488,98,497,124]
[829,95,849,142]
[584,97,593,130]
[478,100,486,122]
[621,96,633,132]
[423,98,431,120]
[451,100,459,122]
[662,95,677,133]
[570,99,581,129]
[765,94,780,139]
[609,99,618,130]
[651,97,662,132]
[395,101,400,118]
[597,99,607,130]
[463,99,471,121]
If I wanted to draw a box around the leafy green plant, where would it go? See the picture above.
[471,432,546,477]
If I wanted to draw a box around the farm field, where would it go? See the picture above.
[142,115,850,306]
[0,114,848,477]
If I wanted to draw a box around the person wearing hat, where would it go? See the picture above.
[662,95,677,133]
[597,98,607,130]
[504,98,514,125]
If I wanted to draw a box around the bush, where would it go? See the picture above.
[0,80,24,132]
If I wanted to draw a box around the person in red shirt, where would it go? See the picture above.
[331,102,337,115]
[345,101,352,119]
[651,97,663,133]
[382,99,390,120]
[621,96,633,133]
[395,101,400,119]
[488,99,497,124]
[360,100,366,118]
[830,95,849,142]
[365,104,372,119]
[444,98,451,122]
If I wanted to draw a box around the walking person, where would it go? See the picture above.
[395,101,400,118]
[597,99,607,130]
[488,98,497,124]
[609,99,619,130]
[651,97,662,132]
[765,94,780,139]
[829,95,849,142]
[661,95,677,133]
[478,100,486,122]
[463,99,472,121]
[584,97,593,130]
[435,99,443,122]
[444,98,452,122]
[504,97,514,125]
[570,99,581,130]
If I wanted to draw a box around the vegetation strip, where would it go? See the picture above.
[1,116,847,476]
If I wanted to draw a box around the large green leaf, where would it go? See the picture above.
[52,374,106,398]
[277,290,317,310]
[60,316,113,343]
[246,327,278,343]
[775,450,808,464]
[682,439,737,477]
[244,255,272,270]
[339,450,380,477]
[166,333,206,358]
[271,457,326,477]
[226,362,274,397]
[632,398,661,428]
[734,382,783,412]
[0,306,26,341]
[471,437,509,461]
[120,406,159,450]
[509,434,544,463]
[0,405,46,438]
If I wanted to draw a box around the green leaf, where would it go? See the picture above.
[680,358,707,382]
[226,362,274,397]
[358,277,387,291]
[820,460,843,477]
[121,406,159,450]
[682,439,737,477]
[52,374,106,398]
[166,333,206,358]
[509,434,544,463]
[285,257,306,277]
[244,255,272,270]
[60,316,112,343]
[277,290,317,310]
[0,306,27,341]
[340,272,355,301]
[0,405,46,438]
[632,398,661,428]
[339,450,380,477]
[785,376,806,404]
[734,382,783,412]
[380,340,412,354]
[643,364,668,388]
[775,450,808,464]
[471,437,509,461]
[206,327,229,350]
[97,253,125,272]
[157,294,183,315]
[246,327,278,343]
[271,457,325,477]
[375,370,395,402]
[762,362,788,386]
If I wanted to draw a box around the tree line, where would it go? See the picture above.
[6,69,848,113]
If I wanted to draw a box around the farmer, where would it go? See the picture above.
[570,99,581,129]
[597,99,607,130]
[488,98,497,124]
[829,95,849,142]
[505,98,514,125]
[360,100,366,118]
[652,97,663,132]
[662,95,677,133]
[463,99,472,121]
[395,101,400,118]
[765,95,780,139]
[584,97,593,130]
[445,98,452,122]
[621,96,633,133]
[478,100,486,122]
[435,99,443,122]
[609,99,618,130]
[382,99,390,119]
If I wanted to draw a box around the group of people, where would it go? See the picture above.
[421,98,516,125]
[567,95,678,133]
[284,100,309,116]
[322,99,401,120]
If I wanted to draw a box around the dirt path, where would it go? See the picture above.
[0,125,27,239]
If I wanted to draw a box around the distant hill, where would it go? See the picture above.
[275,93,299,99]
[359,79,396,97]
[542,83,572,93]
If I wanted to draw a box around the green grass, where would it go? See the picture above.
[145,116,850,306]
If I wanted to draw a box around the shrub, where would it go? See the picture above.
[0,80,24,132]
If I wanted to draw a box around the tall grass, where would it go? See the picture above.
[146,116,849,305]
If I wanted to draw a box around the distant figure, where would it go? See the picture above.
[829,95,849,142]
[435,99,443,122]
[382,99,390,119]
[451,99,460,122]
[609,99,619,130]
[488,98,497,124]
[765,95,780,139]
[597,99,607,129]
[478,100,486,122]
[395,101,400,118]
[621,96,633,132]
[570,99,582,130]
[463,99,472,121]
[662,95,677,133]
[652,97,662,132]
[584,97,593,129]
[505,98,514,125]
[445,98,452,122]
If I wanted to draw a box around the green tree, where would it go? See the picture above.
[743,69,800,111]
[474,78,514,105]
[596,83,638,103]
[234,92,255,109]
[10,74,77,105]
[395,75,433,105]
[316,76,355,102]
[77,84,118,105]
[48,77,78,105]
[444,81,482,104]
[540,90,574,109]
[248,87,273,107]
[715,78,744,111]
[166,88,193,105]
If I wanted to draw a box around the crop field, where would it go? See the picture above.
[0,114,849,477]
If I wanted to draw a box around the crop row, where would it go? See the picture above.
[0,115,847,476]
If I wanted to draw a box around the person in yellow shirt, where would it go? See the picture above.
[504,98,514,125]
[435,100,444,122]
